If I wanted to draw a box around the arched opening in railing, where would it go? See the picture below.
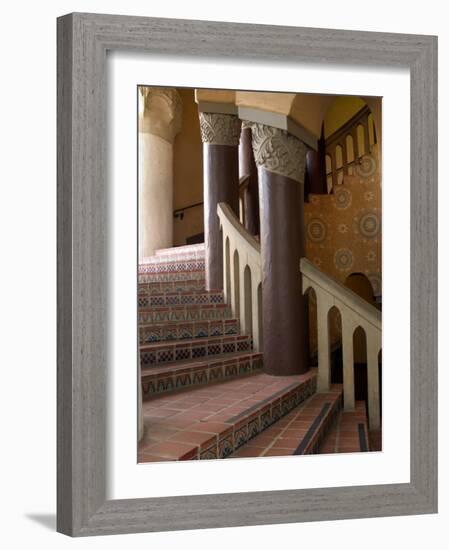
[378,349,382,421]
[243,265,253,337]
[325,154,333,193]
[335,144,344,185]
[232,249,240,319]
[357,123,366,157]
[368,113,376,151]
[345,134,355,175]
[224,236,231,304]
[305,286,318,366]
[328,306,343,384]
[257,283,263,351]
[344,272,376,306]
[353,326,368,413]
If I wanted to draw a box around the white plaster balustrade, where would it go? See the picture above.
[217,202,382,431]
[217,202,263,352]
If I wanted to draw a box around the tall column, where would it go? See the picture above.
[305,123,327,195]
[250,123,309,376]
[239,123,260,235]
[138,87,182,261]
[199,113,241,290]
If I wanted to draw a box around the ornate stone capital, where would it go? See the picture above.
[199,113,241,146]
[248,122,308,183]
[139,87,182,143]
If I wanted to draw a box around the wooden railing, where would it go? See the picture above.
[217,201,382,430]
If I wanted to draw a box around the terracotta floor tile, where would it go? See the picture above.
[145,440,196,459]
[262,448,292,457]
[169,430,217,447]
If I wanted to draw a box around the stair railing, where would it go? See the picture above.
[217,202,263,352]
[301,257,382,430]
[217,201,382,430]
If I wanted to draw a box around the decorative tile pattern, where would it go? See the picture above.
[138,290,223,309]
[141,352,263,398]
[138,303,232,324]
[147,334,254,367]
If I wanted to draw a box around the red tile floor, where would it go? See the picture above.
[230,387,344,458]
[138,370,316,462]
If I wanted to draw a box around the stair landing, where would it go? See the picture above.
[230,386,343,458]
[138,369,317,462]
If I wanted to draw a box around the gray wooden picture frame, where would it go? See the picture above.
[57,12,438,537]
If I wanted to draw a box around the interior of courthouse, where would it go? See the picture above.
[137,87,382,462]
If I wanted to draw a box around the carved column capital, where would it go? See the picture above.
[199,113,241,146]
[139,87,182,143]
[248,122,308,183]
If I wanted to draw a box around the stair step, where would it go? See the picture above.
[139,269,205,284]
[140,334,252,367]
[230,387,342,458]
[140,318,239,344]
[138,303,232,324]
[138,290,223,309]
[154,243,205,260]
[138,258,205,275]
[138,369,317,462]
[141,351,263,398]
[317,401,370,454]
[138,280,206,294]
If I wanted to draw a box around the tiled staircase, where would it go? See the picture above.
[138,243,370,462]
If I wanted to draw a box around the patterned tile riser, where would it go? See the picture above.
[176,375,318,461]
[138,280,206,294]
[138,260,205,274]
[138,305,233,324]
[138,270,205,284]
[138,291,223,308]
[140,336,252,367]
[139,319,239,344]
[143,252,205,264]
[142,354,263,398]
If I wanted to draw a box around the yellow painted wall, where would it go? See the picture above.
[324,96,366,138]
[173,88,204,245]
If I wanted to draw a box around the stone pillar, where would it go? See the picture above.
[239,123,260,235]
[138,87,182,260]
[199,113,241,290]
[250,123,309,376]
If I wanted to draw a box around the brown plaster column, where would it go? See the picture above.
[199,113,241,290]
[305,123,327,196]
[250,123,309,376]
[239,124,260,235]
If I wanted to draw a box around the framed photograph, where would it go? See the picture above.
[57,12,437,536]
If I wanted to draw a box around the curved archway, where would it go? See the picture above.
[243,265,252,337]
[357,124,366,157]
[305,286,318,366]
[345,134,355,174]
[327,306,342,383]
[344,273,376,306]
[257,283,263,351]
[353,326,368,412]
[225,237,231,304]
[232,249,240,319]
